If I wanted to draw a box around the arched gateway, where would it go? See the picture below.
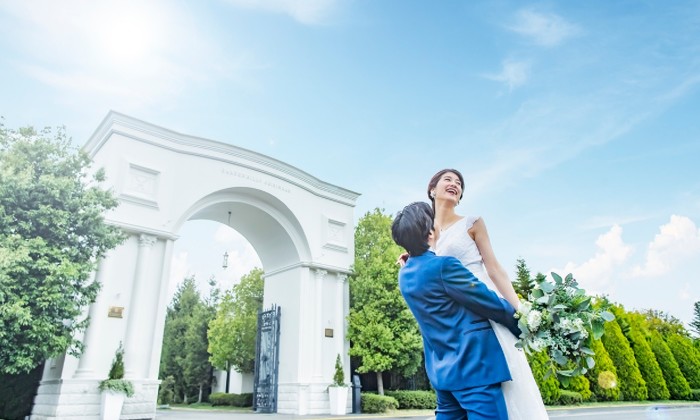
[30,112,359,419]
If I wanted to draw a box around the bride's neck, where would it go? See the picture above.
[434,203,458,226]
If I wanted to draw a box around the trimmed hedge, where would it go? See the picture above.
[527,350,560,404]
[623,315,669,400]
[601,319,648,401]
[385,390,436,409]
[361,393,399,413]
[585,338,620,401]
[649,330,691,400]
[691,389,700,401]
[558,390,583,405]
[564,372,592,402]
[666,335,700,388]
[209,392,253,407]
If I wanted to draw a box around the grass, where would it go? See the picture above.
[166,403,254,412]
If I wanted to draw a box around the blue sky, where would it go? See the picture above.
[1,1,699,327]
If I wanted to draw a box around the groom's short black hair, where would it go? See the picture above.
[392,202,434,256]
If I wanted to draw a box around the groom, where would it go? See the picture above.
[391,202,521,420]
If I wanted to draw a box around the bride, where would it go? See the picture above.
[427,168,548,419]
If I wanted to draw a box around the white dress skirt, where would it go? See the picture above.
[435,216,549,420]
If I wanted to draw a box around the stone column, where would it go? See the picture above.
[335,274,347,365]
[313,269,326,380]
[124,233,157,378]
[73,261,107,379]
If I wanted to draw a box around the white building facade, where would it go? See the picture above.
[30,112,359,419]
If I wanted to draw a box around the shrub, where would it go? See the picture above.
[209,392,253,407]
[563,372,592,402]
[99,343,134,398]
[158,376,176,405]
[667,334,700,388]
[361,393,399,413]
[622,315,669,400]
[557,390,583,405]
[649,330,691,400]
[690,389,700,401]
[601,320,647,401]
[385,390,436,409]
[527,350,560,404]
[585,339,620,401]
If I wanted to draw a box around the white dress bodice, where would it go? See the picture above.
[434,214,549,419]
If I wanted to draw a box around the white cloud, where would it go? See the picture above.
[557,225,633,294]
[222,0,339,25]
[168,250,193,298]
[508,9,581,47]
[484,59,531,90]
[632,215,700,277]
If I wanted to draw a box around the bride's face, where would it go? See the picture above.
[433,172,462,205]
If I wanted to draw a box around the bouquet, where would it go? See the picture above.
[515,272,615,385]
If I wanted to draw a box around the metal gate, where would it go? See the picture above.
[253,305,281,413]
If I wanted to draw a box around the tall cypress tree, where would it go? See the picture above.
[512,258,534,298]
[690,301,700,338]
[622,313,669,400]
[666,334,700,389]
[527,351,561,404]
[585,338,620,401]
[649,330,691,399]
[601,319,648,401]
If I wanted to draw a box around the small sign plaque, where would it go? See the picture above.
[108,306,124,318]
[324,328,334,338]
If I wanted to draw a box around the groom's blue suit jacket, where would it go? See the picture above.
[399,250,521,391]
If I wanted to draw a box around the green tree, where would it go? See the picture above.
[666,334,700,388]
[643,309,689,337]
[600,318,648,401]
[208,267,264,376]
[159,276,212,403]
[648,330,691,400]
[348,209,422,395]
[512,258,534,298]
[0,123,124,374]
[585,338,620,401]
[690,301,700,338]
[183,295,216,403]
[527,351,561,404]
[621,312,669,400]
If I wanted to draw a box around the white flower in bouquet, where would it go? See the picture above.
[514,272,615,386]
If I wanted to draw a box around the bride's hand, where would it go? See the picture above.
[396,252,409,267]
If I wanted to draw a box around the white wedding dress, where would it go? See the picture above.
[435,216,549,419]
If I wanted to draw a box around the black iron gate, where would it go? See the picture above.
[253,305,281,413]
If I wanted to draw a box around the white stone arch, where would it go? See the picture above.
[30,112,359,419]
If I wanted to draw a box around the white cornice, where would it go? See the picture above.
[84,111,361,205]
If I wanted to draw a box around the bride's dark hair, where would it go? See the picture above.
[427,168,465,211]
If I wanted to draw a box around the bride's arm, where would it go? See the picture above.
[470,218,520,309]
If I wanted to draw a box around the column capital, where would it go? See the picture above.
[138,234,157,248]
[336,273,348,284]
[314,269,327,279]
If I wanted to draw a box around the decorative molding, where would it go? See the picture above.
[138,234,157,248]
[83,111,361,206]
[323,217,349,253]
[264,262,353,278]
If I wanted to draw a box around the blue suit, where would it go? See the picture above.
[399,251,520,420]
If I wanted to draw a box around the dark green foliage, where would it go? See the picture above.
[158,376,176,405]
[690,389,700,401]
[621,314,669,400]
[0,363,43,420]
[512,258,535,298]
[557,390,583,405]
[208,268,263,374]
[563,371,592,402]
[648,330,690,399]
[159,277,216,403]
[108,342,125,380]
[209,392,253,406]
[585,338,620,401]
[666,334,700,388]
[361,393,399,413]
[0,123,125,374]
[690,301,700,338]
[527,350,561,404]
[333,354,345,386]
[349,209,423,394]
[384,390,436,409]
[601,318,648,401]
